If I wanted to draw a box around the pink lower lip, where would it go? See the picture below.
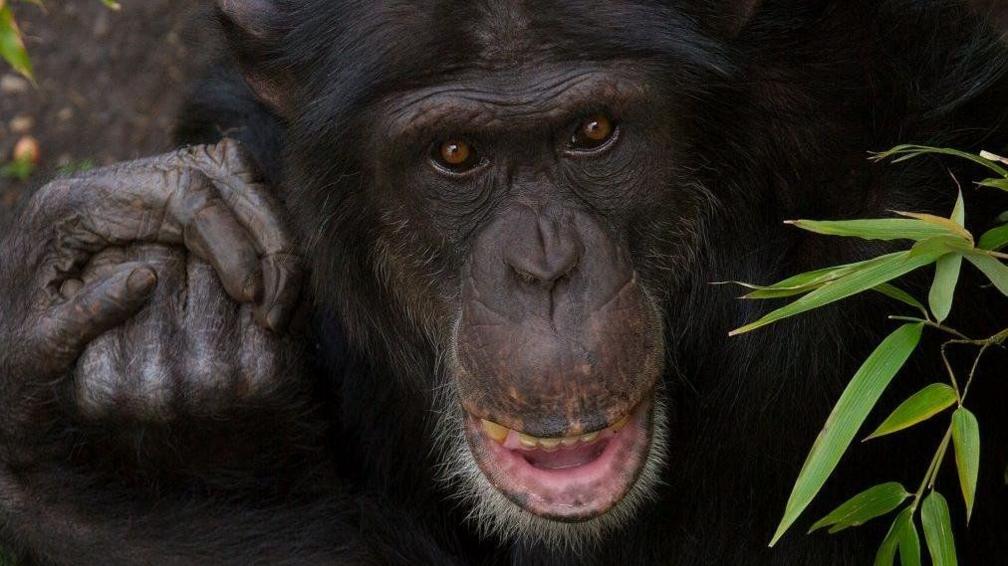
[463,398,653,521]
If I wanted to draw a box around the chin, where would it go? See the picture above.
[435,383,670,552]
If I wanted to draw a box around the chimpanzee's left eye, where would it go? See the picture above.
[567,114,618,153]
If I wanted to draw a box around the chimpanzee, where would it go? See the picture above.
[1,1,1007,564]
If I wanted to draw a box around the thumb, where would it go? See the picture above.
[31,264,157,376]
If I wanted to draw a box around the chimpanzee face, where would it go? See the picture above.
[227,0,732,548]
[360,60,693,542]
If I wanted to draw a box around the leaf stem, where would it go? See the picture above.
[888,316,972,340]
[912,425,953,510]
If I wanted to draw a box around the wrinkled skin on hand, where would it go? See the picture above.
[0,140,306,464]
[74,244,305,421]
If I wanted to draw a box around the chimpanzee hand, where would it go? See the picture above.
[71,243,307,420]
[0,140,304,457]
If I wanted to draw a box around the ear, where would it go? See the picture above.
[714,0,763,38]
[216,0,292,117]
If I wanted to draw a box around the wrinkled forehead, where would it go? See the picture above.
[376,64,659,145]
[293,0,725,140]
[311,0,722,83]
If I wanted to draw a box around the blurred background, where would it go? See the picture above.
[0,1,211,219]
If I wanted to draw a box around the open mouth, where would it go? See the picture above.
[462,396,654,521]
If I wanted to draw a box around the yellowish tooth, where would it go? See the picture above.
[539,437,561,449]
[611,415,630,431]
[480,419,509,443]
[560,436,579,446]
[581,431,599,443]
[518,433,538,449]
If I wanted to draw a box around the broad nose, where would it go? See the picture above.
[504,215,580,289]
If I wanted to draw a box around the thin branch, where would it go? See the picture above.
[889,316,973,340]
[961,342,992,402]
[912,424,953,509]
[940,342,962,399]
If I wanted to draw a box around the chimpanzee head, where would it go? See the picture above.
[218,0,759,548]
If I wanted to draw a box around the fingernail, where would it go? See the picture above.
[267,305,287,332]
[127,268,158,295]
[243,273,263,303]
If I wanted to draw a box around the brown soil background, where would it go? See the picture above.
[0,0,210,222]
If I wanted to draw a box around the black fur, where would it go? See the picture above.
[3,1,1008,564]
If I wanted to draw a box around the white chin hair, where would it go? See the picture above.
[432,383,670,553]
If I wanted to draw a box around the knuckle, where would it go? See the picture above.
[74,316,179,421]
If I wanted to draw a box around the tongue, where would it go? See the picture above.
[516,439,610,470]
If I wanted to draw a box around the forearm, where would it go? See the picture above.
[0,464,459,566]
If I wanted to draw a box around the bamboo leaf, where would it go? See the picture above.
[787,218,962,242]
[921,491,957,566]
[769,323,923,546]
[873,283,927,315]
[734,253,904,299]
[951,408,980,522]
[732,252,941,336]
[872,145,1008,178]
[977,178,1008,192]
[739,259,897,300]
[865,384,957,441]
[875,507,914,566]
[0,4,33,81]
[809,482,909,534]
[965,252,1008,296]
[950,190,965,227]
[909,235,973,258]
[892,212,972,243]
[928,253,962,323]
[897,513,923,566]
[977,224,1008,251]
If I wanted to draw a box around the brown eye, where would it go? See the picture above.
[431,139,482,174]
[568,114,617,152]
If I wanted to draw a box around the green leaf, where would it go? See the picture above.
[865,383,957,440]
[965,252,1008,296]
[736,253,903,299]
[0,5,33,81]
[977,178,1008,192]
[921,491,957,566]
[787,218,962,242]
[769,323,923,546]
[951,408,980,522]
[100,0,122,10]
[928,253,962,323]
[732,251,941,336]
[897,513,922,566]
[873,144,1008,178]
[892,212,972,243]
[873,283,927,315]
[809,482,909,534]
[977,224,1008,251]
[875,507,913,566]
[950,190,965,227]
[909,235,973,258]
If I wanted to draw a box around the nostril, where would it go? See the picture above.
[503,214,582,288]
[506,250,579,288]
[512,267,540,286]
